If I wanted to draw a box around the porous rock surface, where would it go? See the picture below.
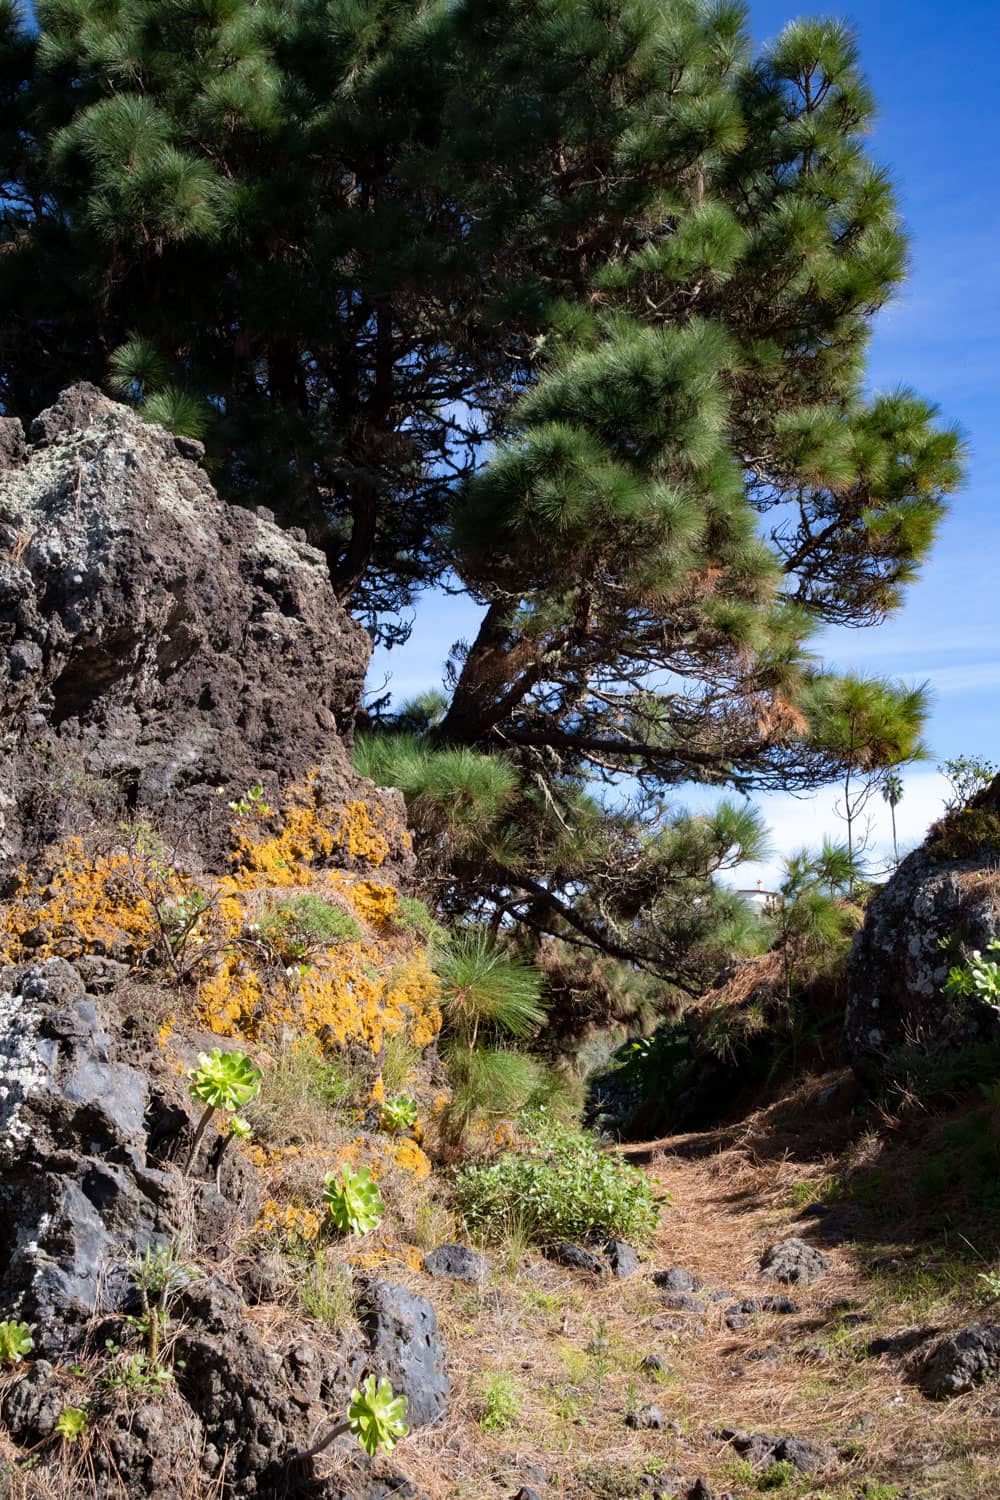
[759,1238,832,1287]
[846,781,1000,1085]
[0,955,445,1496]
[918,1322,1000,1399]
[0,384,398,872]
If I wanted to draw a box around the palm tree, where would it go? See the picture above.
[882,773,904,868]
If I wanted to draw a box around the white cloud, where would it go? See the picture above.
[721,768,951,892]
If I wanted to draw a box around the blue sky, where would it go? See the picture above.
[369,0,1000,880]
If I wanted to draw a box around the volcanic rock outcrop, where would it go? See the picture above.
[0,384,395,872]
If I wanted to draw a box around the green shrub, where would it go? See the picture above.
[380,1094,419,1135]
[395,895,447,946]
[475,1372,521,1432]
[260,893,360,960]
[454,1113,662,1244]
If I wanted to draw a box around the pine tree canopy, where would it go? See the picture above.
[0,0,965,988]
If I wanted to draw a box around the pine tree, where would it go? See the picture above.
[0,2,965,987]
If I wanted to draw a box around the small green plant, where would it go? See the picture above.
[943,941,1000,1006]
[127,1241,191,1367]
[395,895,447,945]
[102,1342,174,1393]
[54,1406,89,1443]
[475,1372,521,1432]
[977,1269,1000,1300]
[293,1376,408,1463]
[299,1253,356,1328]
[228,783,272,817]
[757,1459,797,1490]
[260,893,360,961]
[0,1320,33,1365]
[380,1094,418,1135]
[381,1033,419,1094]
[940,756,998,811]
[454,1112,662,1244]
[323,1164,385,1235]
[185,1048,262,1173]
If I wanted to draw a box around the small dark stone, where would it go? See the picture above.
[641,1353,671,1376]
[920,1323,1000,1398]
[2,1361,62,1444]
[545,1242,607,1275]
[729,1295,799,1316]
[660,1292,707,1313]
[725,1314,751,1332]
[626,1403,665,1430]
[773,1435,830,1472]
[423,1243,490,1282]
[511,1490,543,1500]
[604,1238,640,1278]
[688,1481,717,1500]
[653,1267,702,1292]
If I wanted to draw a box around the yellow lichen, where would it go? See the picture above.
[0,771,441,1063]
[392,1138,431,1179]
[255,1200,322,1243]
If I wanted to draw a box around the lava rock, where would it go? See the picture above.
[846,791,1000,1087]
[422,1243,489,1282]
[760,1238,832,1286]
[661,1292,708,1313]
[728,1296,799,1315]
[717,1427,830,1473]
[653,1267,702,1292]
[544,1242,607,1275]
[2,1361,63,1444]
[641,1353,671,1376]
[603,1237,640,1278]
[626,1404,666,1430]
[359,1279,450,1427]
[0,385,409,875]
[920,1323,1000,1398]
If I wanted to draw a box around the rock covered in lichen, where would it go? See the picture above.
[846,821,1000,1087]
[0,384,402,874]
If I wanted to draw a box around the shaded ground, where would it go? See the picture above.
[363,1071,1000,1499]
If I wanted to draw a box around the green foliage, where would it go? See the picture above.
[347,1375,409,1457]
[940,756,998,810]
[927,806,1000,861]
[943,942,1000,1007]
[323,1164,385,1237]
[259,894,360,961]
[380,1095,418,1136]
[54,1406,89,1443]
[474,1372,521,1432]
[0,1319,32,1365]
[394,895,447,947]
[188,1048,262,1112]
[769,843,862,997]
[453,1113,661,1245]
[380,1034,419,1096]
[436,930,547,1045]
[299,1253,355,1329]
[757,1460,798,1490]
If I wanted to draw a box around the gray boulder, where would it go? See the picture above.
[423,1243,489,1282]
[846,783,1000,1086]
[0,385,406,874]
[760,1238,832,1286]
[919,1323,1000,1398]
[359,1280,450,1428]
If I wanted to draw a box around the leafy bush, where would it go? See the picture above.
[0,1320,32,1365]
[323,1164,385,1235]
[944,941,1000,1006]
[259,893,360,960]
[454,1113,661,1245]
[475,1372,521,1432]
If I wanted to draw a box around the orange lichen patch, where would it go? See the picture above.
[0,771,441,1061]
[349,1245,424,1273]
[345,879,398,929]
[231,774,395,882]
[156,1015,176,1050]
[0,837,186,964]
[255,1200,322,1243]
[392,1137,431,1179]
